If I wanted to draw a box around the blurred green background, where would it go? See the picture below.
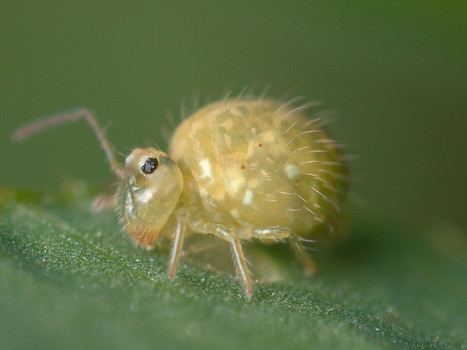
[1,1,466,229]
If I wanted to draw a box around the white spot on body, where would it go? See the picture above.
[229,209,250,226]
[136,189,153,204]
[242,188,254,205]
[125,192,135,217]
[199,158,213,182]
[230,209,241,219]
[285,164,300,179]
[199,187,208,198]
[225,169,246,195]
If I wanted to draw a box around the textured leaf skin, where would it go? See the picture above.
[0,188,466,350]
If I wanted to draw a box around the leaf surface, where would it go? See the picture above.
[0,189,466,350]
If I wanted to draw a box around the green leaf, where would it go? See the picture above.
[0,188,466,350]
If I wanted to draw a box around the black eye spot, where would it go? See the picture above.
[141,158,158,174]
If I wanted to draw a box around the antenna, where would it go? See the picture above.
[12,108,122,175]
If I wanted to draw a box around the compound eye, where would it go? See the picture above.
[141,157,158,174]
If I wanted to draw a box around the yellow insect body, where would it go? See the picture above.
[169,99,347,240]
[13,97,348,299]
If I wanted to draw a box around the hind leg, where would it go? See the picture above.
[289,235,317,275]
[250,227,317,275]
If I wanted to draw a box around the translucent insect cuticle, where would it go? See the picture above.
[12,95,349,301]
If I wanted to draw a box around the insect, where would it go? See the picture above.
[12,96,349,299]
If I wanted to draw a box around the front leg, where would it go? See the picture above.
[167,208,190,279]
[167,211,254,299]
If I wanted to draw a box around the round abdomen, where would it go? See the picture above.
[170,98,348,240]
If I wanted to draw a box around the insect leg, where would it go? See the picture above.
[289,235,317,276]
[167,209,190,279]
[251,227,317,275]
[192,222,253,300]
[250,226,293,240]
[231,236,253,299]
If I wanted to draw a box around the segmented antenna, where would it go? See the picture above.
[12,108,122,175]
